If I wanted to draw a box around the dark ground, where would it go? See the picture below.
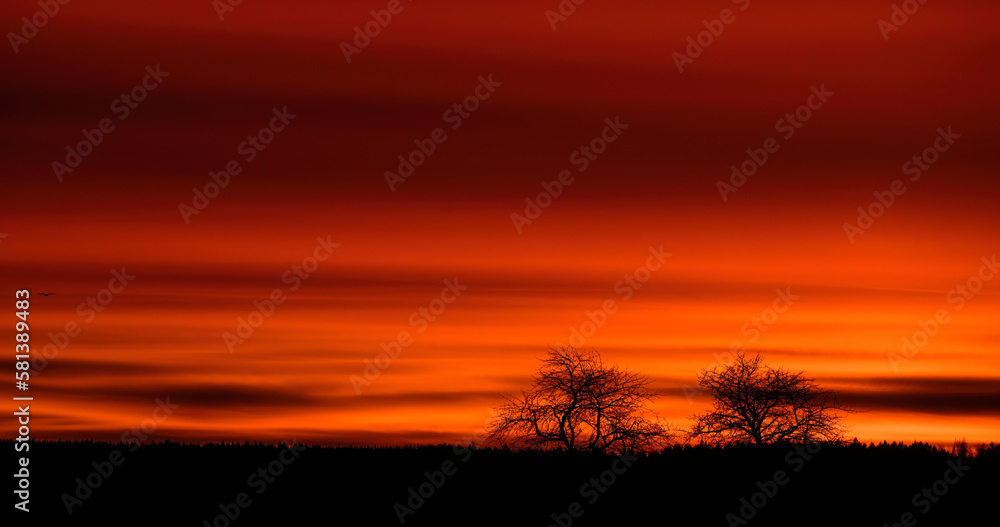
[5,440,998,526]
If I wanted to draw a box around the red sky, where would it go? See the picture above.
[2,0,999,448]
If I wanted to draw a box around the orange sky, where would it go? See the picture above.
[2,0,999,448]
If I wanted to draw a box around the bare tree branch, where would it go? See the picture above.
[486,347,673,453]
[689,352,855,445]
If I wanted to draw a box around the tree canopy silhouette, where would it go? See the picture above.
[689,352,853,445]
[486,346,671,453]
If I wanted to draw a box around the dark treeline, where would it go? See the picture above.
[6,439,998,526]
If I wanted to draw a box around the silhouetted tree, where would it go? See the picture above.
[952,437,969,457]
[486,346,671,453]
[689,352,853,445]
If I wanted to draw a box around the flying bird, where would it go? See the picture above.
[38,293,55,296]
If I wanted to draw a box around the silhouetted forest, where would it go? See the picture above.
[7,439,998,526]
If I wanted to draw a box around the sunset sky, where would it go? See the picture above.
[3,0,999,448]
